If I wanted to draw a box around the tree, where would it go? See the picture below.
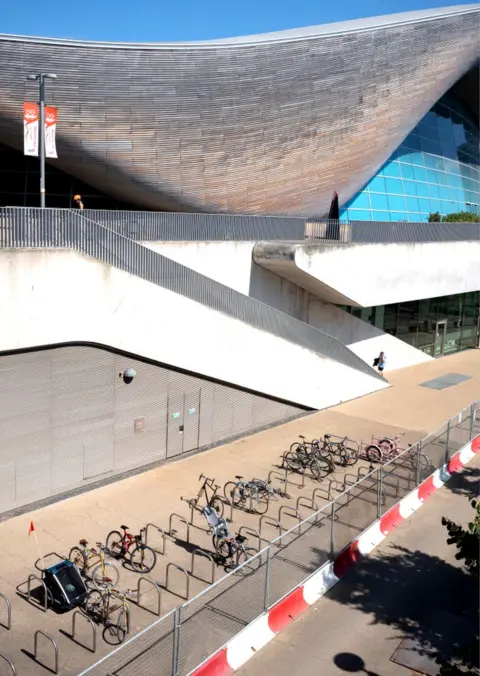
[429,211,442,222]
[437,497,479,676]
[429,211,480,223]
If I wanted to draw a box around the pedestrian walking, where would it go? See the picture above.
[73,194,84,210]
[373,351,386,376]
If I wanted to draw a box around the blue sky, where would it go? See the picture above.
[1,0,468,41]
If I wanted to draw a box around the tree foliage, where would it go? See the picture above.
[429,211,480,223]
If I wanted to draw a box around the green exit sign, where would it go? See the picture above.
[172,412,180,420]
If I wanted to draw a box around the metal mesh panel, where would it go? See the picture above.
[0,207,384,383]
[333,473,380,554]
[421,422,450,471]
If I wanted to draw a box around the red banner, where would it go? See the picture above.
[23,102,39,156]
[45,106,58,158]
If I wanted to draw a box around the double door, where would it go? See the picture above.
[167,390,201,458]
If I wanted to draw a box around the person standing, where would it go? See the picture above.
[373,351,386,376]
[73,194,84,210]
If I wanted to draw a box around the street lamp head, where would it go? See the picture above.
[44,73,57,80]
[27,73,57,81]
[27,74,39,81]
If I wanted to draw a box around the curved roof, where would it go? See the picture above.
[0,5,479,214]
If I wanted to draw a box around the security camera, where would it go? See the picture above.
[120,367,136,384]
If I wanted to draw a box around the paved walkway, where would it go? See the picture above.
[238,454,480,676]
[0,350,478,674]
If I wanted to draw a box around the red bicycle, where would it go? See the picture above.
[105,525,156,573]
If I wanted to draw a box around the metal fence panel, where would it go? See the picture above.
[332,472,381,554]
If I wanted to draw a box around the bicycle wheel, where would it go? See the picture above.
[310,456,333,480]
[378,438,394,453]
[289,442,307,455]
[366,444,382,463]
[91,561,120,590]
[284,451,303,472]
[116,607,129,642]
[224,481,241,504]
[210,494,224,517]
[68,546,86,573]
[235,547,260,574]
[339,445,359,466]
[84,589,104,621]
[106,530,123,557]
[130,544,157,573]
[249,487,269,515]
[213,536,232,559]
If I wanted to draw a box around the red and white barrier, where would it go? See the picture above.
[189,434,480,676]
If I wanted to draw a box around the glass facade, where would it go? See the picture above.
[341,93,480,222]
[341,292,480,357]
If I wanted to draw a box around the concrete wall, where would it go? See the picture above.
[254,240,480,307]
[0,249,387,411]
[149,240,434,371]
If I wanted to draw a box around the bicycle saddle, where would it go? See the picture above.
[324,434,331,439]
[79,539,88,546]
[235,534,247,543]
[298,434,306,440]
[120,524,129,530]
[235,475,243,479]
[96,542,102,547]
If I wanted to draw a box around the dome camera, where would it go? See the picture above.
[120,367,136,384]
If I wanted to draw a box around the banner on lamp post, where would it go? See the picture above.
[45,106,58,158]
[23,101,39,156]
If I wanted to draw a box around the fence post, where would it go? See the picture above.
[172,605,181,676]
[376,466,383,519]
[263,546,272,613]
[445,419,451,465]
[329,502,335,559]
[415,442,422,486]
[469,403,475,440]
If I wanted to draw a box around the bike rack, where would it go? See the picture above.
[144,523,167,555]
[326,479,345,501]
[168,513,190,543]
[259,515,282,544]
[191,549,216,585]
[267,469,291,496]
[71,610,97,653]
[25,574,48,613]
[311,485,330,505]
[296,495,318,517]
[165,563,190,600]
[247,490,269,516]
[343,473,359,486]
[0,653,16,675]
[238,526,261,552]
[278,506,302,534]
[34,552,66,572]
[34,630,59,674]
[134,576,162,616]
[213,494,233,522]
[0,592,11,630]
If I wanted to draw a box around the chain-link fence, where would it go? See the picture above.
[78,401,479,676]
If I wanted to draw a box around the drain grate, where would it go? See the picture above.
[419,373,471,390]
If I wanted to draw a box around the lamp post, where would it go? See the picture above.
[27,73,57,208]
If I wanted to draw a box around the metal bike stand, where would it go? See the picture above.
[34,630,59,674]
[134,576,162,616]
[26,574,48,613]
[144,523,167,555]
[168,513,190,543]
[238,525,262,552]
[0,592,12,630]
[165,563,190,600]
[34,552,66,572]
[281,460,306,489]
[278,506,302,535]
[327,479,345,502]
[72,610,97,653]
[267,469,290,496]
[191,549,216,585]
[296,495,319,520]
[214,494,233,522]
[0,653,16,675]
[258,515,282,545]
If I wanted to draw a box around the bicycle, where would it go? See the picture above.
[84,585,134,644]
[181,474,224,517]
[202,506,258,571]
[318,434,359,466]
[366,433,406,464]
[283,435,334,479]
[223,476,285,514]
[105,525,156,573]
[68,540,120,590]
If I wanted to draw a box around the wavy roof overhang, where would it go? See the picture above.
[0,5,479,214]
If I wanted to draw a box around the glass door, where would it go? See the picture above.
[434,320,447,356]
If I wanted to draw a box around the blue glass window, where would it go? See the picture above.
[424,154,445,171]
[372,211,390,221]
[430,199,442,213]
[413,166,427,182]
[429,184,440,198]
[388,194,406,211]
[369,193,389,210]
[390,212,408,222]
[415,182,430,198]
[383,162,401,178]
[348,209,372,221]
[405,196,420,212]
[399,163,415,180]
[348,192,370,209]
[403,180,417,196]
[438,185,450,200]
[385,178,403,194]
[417,198,431,213]
[444,158,459,175]
[403,134,422,151]
[368,176,386,193]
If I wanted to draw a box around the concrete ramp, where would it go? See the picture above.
[253,240,480,307]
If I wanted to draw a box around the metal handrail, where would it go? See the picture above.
[191,549,216,585]
[144,523,167,555]
[165,563,190,600]
[72,611,97,653]
[0,592,11,630]
[168,513,190,543]
[34,630,59,674]
[0,653,16,675]
[134,577,162,616]
[26,574,48,613]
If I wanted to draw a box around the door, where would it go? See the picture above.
[183,390,200,453]
[435,320,447,356]
[167,395,184,459]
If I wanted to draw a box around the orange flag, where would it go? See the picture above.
[28,520,35,536]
